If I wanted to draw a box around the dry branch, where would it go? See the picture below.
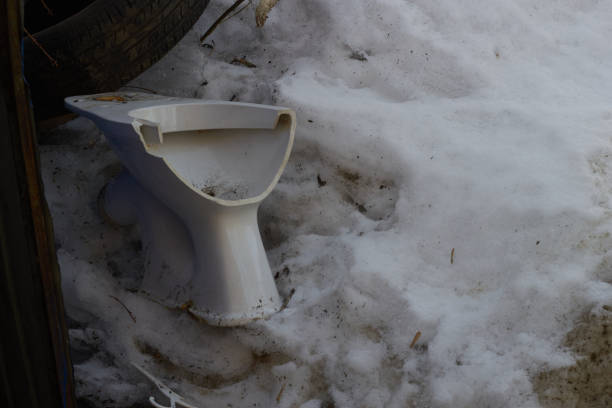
[109,295,136,323]
[24,28,58,67]
[200,0,247,43]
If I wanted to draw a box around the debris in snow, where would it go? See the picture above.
[230,57,257,68]
[275,382,287,403]
[255,0,280,27]
[409,331,422,349]
[349,50,368,62]
[108,295,136,323]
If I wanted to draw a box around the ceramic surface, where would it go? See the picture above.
[66,92,295,325]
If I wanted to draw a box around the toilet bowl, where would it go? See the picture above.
[65,92,295,326]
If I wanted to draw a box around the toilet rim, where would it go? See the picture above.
[65,92,296,206]
[66,92,293,126]
[132,109,296,207]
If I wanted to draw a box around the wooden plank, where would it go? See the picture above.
[0,1,76,407]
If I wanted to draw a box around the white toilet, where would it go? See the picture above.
[65,92,295,326]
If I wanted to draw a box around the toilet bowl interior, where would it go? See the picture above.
[129,103,293,201]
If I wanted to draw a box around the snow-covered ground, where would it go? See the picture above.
[40,1,612,407]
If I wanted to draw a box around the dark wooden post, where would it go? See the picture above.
[0,1,76,407]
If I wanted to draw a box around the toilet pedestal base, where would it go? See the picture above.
[103,171,281,326]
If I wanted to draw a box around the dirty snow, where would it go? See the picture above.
[39,0,612,407]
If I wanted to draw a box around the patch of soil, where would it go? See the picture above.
[533,309,612,407]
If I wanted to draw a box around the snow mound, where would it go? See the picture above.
[40,0,612,407]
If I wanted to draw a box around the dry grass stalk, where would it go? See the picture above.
[409,331,421,348]
[231,57,257,68]
[200,0,247,43]
[276,383,287,403]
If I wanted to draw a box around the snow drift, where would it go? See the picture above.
[40,0,612,406]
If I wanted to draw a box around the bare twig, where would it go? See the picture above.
[221,0,251,24]
[109,295,137,323]
[275,383,287,403]
[409,331,421,348]
[40,0,54,15]
[200,0,247,44]
[24,28,58,67]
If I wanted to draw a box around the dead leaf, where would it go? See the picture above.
[180,300,193,310]
[94,95,125,102]
[256,0,280,27]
